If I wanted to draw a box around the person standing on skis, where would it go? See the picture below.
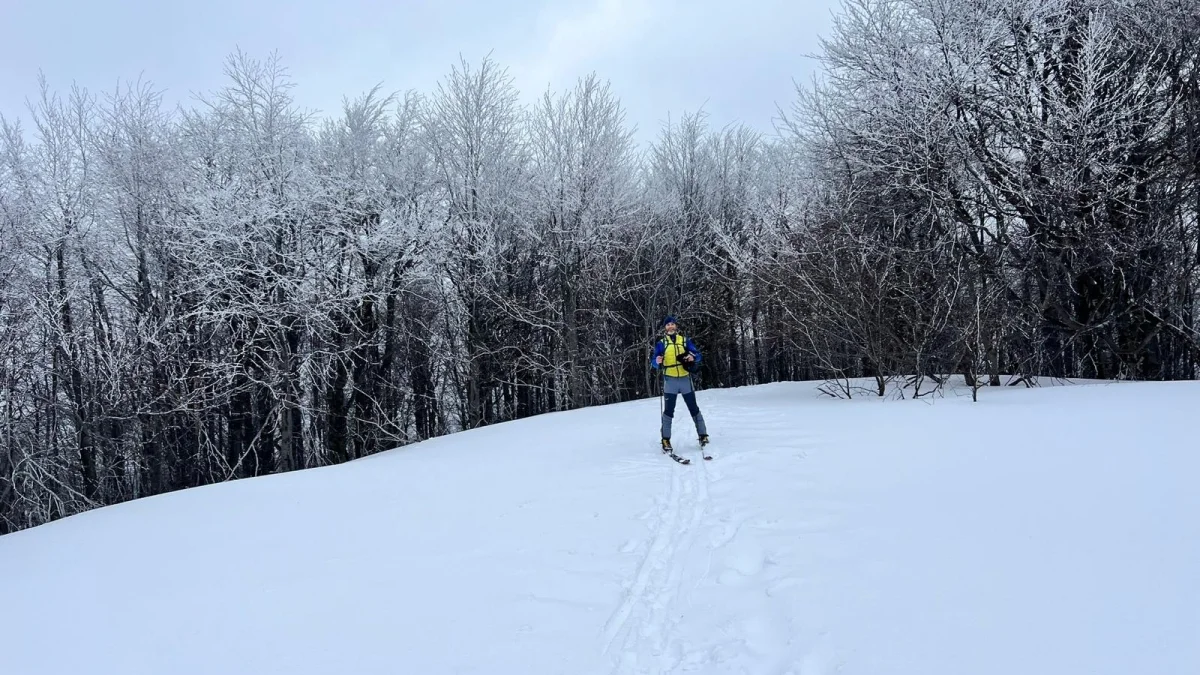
[651,315,709,452]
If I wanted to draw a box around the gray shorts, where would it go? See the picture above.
[662,374,694,395]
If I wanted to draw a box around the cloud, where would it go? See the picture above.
[514,0,658,94]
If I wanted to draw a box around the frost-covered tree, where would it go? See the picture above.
[421,56,527,429]
[524,72,640,408]
[311,85,439,459]
[174,50,318,477]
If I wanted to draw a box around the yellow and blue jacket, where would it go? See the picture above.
[652,333,702,378]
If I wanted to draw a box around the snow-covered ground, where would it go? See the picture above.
[2,378,1198,674]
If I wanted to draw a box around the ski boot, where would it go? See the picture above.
[661,438,673,453]
[698,434,709,447]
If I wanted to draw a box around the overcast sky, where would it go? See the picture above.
[0,0,837,147]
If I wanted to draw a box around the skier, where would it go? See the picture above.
[651,315,709,453]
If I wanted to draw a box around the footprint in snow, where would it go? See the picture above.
[708,520,740,548]
[789,632,839,675]
[716,537,767,585]
[765,577,802,597]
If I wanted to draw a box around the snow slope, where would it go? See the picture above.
[2,379,1198,674]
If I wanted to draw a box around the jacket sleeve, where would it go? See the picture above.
[686,338,702,363]
[650,340,664,369]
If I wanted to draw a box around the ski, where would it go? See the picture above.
[659,441,709,463]
[660,443,690,464]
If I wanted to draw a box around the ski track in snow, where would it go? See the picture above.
[600,404,840,675]
[600,441,708,674]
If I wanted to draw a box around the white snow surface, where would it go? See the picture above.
[2,379,1199,674]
